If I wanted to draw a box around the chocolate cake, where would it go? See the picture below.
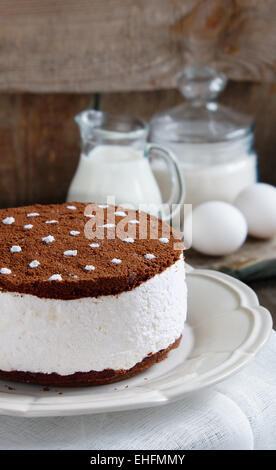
[0,202,187,386]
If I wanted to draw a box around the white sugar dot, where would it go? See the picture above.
[114,211,127,217]
[24,224,33,230]
[159,237,169,244]
[0,268,11,274]
[10,245,22,253]
[98,204,108,209]
[123,237,134,243]
[111,258,122,264]
[85,265,95,271]
[27,212,40,217]
[144,253,156,260]
[70,230,80,236]
[67,205,76,210]
[129,220,139,225]
[85,214,95,218]
[100,223,115,228]
[2,217,15,225]
[45,220,58,224]
[89,243,100,248]
[48,274,62,281]
[63,250,77,257]
[29,260,40,268]
[42,235,55,243]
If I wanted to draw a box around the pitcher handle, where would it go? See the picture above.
[147,143,184,222]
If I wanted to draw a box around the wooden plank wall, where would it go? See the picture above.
[1,82,275,208]
[0,0,275,91]
[0,0,275,208]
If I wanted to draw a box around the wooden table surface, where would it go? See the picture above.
[247,278,276,328]
[186,237,276,328]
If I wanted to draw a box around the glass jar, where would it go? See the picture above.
[150,67,257,207]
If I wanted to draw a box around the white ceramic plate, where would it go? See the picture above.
[0,267,272,417]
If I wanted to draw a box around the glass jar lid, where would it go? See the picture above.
[150,67,253,143]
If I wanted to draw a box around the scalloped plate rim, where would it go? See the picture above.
[0,268,272,417]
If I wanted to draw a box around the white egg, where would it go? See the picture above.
[190,201,248,256]
[235,183,276,239]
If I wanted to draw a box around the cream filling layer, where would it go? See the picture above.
[0,257,187,375]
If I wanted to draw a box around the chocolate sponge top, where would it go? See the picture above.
[0,202,183,299]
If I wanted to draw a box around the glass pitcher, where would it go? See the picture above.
[67,110,184,221]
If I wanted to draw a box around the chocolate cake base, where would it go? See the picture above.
[0,336,182,387]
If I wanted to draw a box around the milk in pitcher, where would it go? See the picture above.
[67,145,163,209]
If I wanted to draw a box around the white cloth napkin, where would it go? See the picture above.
[0,331,275,450]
